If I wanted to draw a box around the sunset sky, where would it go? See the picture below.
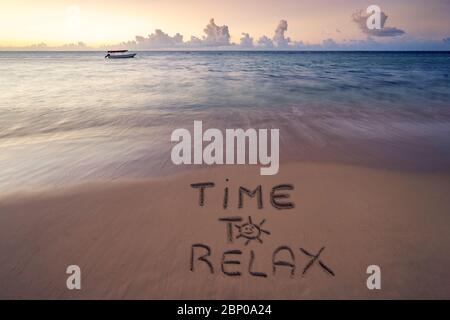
[1,0,449,49]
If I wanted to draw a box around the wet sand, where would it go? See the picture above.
[0,162,449,299]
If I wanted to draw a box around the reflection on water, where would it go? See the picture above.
[0,51,449,192]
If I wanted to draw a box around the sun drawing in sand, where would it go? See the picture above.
[235,216,271,245]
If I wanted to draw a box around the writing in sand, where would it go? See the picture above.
[189,181,336,279]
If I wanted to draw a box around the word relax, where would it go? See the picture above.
[171,121,279,175]
[190,244,335,278]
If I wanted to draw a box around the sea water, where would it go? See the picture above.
[0,51,449,192]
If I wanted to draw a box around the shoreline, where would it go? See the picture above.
[1,102,450,194]
[2,158,450,201]
[1,161,449,299]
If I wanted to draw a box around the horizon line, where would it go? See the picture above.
[1,49,450,52]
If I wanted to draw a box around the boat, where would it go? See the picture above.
[105,50,137,59]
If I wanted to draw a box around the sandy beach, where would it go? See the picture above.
[1,51,449,300]
[1,161,449,299]
[1,0,450,304]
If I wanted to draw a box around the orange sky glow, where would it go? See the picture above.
[0,0,449,48]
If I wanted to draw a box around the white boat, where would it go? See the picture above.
[105,50,136,59]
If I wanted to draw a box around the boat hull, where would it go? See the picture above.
[106,53,136,59]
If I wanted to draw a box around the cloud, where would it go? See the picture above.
[199,18,231,46]
[181,18,232,47]
[0,41,91,51]
[257,35,274,48]
[116,29,184,49]
[352,10,405,37]
[253,20,290,49]
[299,37,450,51]
[135,30,183,48]
[114,18,231,49]
[58,41,88,50]
[322,38,338,48]
[273,20,291,48]
[4,17,449,52]
[187,36,204,47]
[27,43,49,50]
[240,33,254,48]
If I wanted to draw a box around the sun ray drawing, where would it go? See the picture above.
[235,216,271,245]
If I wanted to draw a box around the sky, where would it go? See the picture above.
[0,0,449,50]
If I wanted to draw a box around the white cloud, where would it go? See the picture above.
[257,35,274,48]
[4,16,449,52]
[240,33,254,48]
[136,30,183,48]
[116,29,184,49]
[111,19,231,49]
[253,20,291,49]
[59,41,88,50]
[273,20,290,48]
[187,36,204,47]
[0,41,91,51]
[202,18,231,46]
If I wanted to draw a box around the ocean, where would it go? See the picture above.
[1,51,449,192]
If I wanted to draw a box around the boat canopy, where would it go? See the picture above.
[107,50,128,53]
